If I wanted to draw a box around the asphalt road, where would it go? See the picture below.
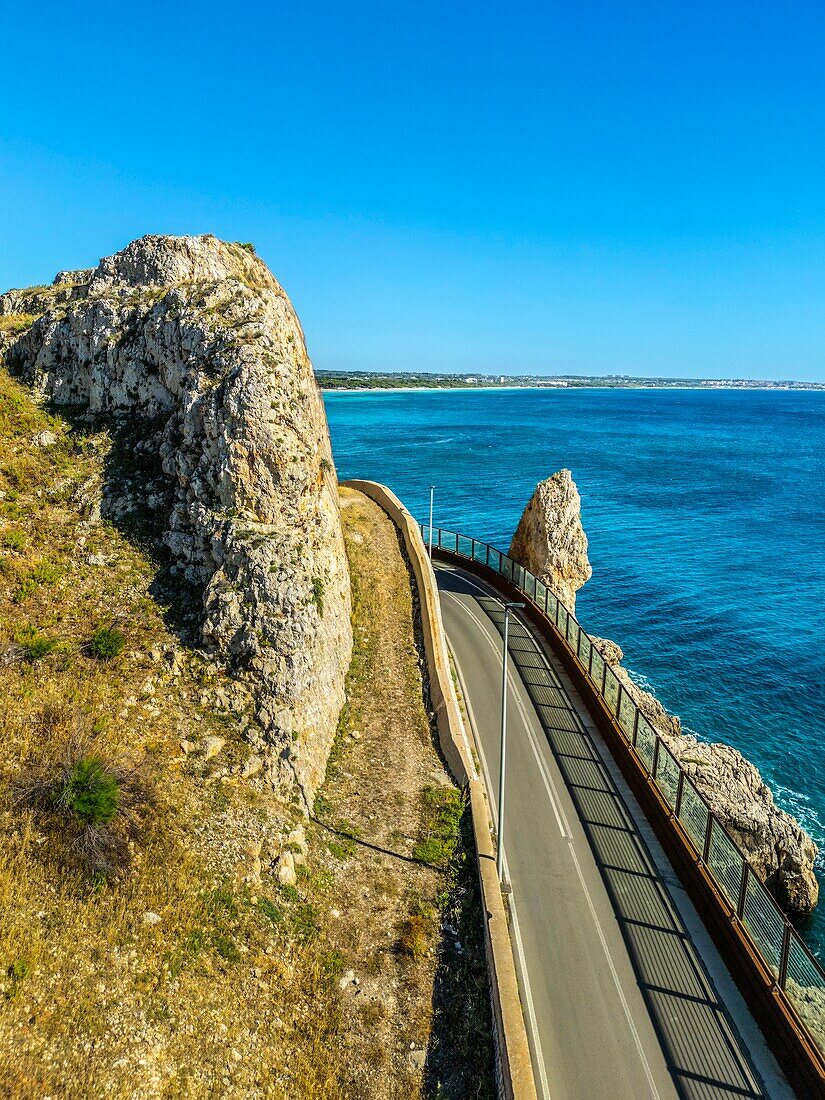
[437,563,768,1100]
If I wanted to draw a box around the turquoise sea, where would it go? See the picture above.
[324,387,825,954]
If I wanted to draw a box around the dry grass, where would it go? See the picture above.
[0,372,493,1098]
[0,315,34,336]
[0,372,336,1098]
[308,489,495,1099]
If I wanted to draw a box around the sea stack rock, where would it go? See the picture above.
[1,234,352,802]
[591,637,819,917]
[509,469,592,612]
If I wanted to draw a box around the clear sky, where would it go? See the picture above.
[2,1,825,380]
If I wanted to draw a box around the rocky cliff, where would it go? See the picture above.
[1,234,352,802]
[509,469,592,613]
[512,470,818,918]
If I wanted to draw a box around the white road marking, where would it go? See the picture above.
[440,573,662,1100]
[563,829,661,1100]
[446,636,482,783]
[444,590,570,839]
[505,858,554,1100]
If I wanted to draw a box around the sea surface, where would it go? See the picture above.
[324,386,825,953]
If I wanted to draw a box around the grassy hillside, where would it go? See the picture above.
[0,372,493,1098]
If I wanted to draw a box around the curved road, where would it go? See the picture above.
[437,563,782,1100]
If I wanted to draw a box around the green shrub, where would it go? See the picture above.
[15,722,154,879]
[237,242,256,254]
[211,933,241,963]
[412,836,449,864]
[278,883,301,903]
[23,634,59,662]
[412,786,463,867]
[291,900,320,942]
[313,792,332,819]
[258,897,283,926]
[328,837,356,861]
[274,883,318,941]
[89,625,125,660]
[5,958,29,998]
[7,959,29,982]
[311,576,325,616]
[1,529,24,551]
[13,561,61,603]
[13,625,59,662]
[53,757,120,826]
[321,949,347,981]
[398,913,430,958]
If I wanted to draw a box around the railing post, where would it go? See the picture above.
[652,737,660,779]
[485,544,490,568]
[702,813,713,864]
[600,662,607,698]
[631,707,640,746]
[778,923,792,990]
[674,770,685,817]
[615,683,624,722]
[736,862,749,921]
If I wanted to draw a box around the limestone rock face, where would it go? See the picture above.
[509,469,592,613]
[1,234,352,802]
[591,638,819,917]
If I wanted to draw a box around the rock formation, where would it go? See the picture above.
[1,234,352,802]
[510,470,818,917]
[590,639,819,917]
[509,469,592,613]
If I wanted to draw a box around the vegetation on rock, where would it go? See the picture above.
[88,624,126,660]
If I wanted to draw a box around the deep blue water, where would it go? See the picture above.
[324,387,825,953]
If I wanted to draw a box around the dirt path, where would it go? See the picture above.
[307,487,494,1099]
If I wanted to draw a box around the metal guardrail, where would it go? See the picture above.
[423,523,825,1065]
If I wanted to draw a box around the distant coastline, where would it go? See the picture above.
[317,370,825,393]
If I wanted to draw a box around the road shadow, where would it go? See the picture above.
[474,588,766,1100]
[423,799,498,1100]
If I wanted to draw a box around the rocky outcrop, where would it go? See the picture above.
[590,638,682,740]
[591,637,819,917]
[509,469,592,613]
[1,234,352,802]
[509,471,818,917]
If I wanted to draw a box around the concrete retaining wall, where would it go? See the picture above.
[342,480,537,1100]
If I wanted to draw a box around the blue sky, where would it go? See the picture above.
[2,1,825,380]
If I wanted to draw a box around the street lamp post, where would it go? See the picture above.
[497,600,525,881]
[428,485,434,558]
